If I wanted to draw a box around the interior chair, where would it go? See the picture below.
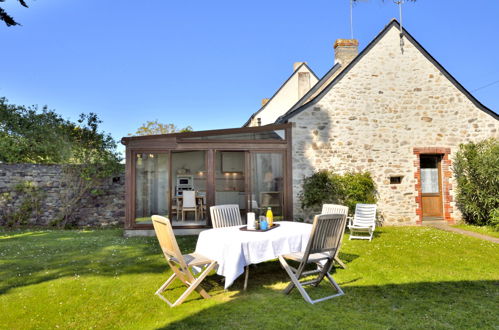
[209,204,251,290]
[181,190,198,221]
[151,215,217,307]
[348,203,377,241]
[279,213,347,304]
[321,204,349,269]
[170,197,179,220]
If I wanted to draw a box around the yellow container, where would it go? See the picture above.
[266,207,273,227]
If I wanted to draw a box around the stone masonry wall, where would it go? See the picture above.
[0,164,125,226]
[290,25,499,224]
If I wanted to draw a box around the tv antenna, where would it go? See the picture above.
[393,0,405,50]
[349,0,367,39]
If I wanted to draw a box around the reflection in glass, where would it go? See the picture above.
[215,152,246,214]
[251,153,284,218]
[135,153,169,224]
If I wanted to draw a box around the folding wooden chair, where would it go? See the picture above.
[209,204,252,290]
[151,215,217,307]
[321,204,349,269]
[279,213,347,304]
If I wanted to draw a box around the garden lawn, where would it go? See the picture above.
[0,226,498,329]
[452,224,499,238]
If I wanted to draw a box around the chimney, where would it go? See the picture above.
[298,72,310,98]
[334,39,359,66]
[293,61,306,71]
[262,98,270,106]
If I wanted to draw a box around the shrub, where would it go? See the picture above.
[453,138,499,227]
[490,209,499,231]
[300,170,377,214]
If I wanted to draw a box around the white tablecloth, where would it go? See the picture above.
[195,221,312,289]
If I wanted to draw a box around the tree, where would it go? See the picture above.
[0,97,120,165]
[129,119,192,136]
[0,0,29,27]
[0,97,73,163]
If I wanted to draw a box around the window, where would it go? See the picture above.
[390,176,402,184]
[180,129,285,141]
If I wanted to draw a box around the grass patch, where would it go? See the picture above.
[453,224,499,238]
[0,227,498,329]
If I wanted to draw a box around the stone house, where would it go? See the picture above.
[122,19,498,234]
[246,19,499,224]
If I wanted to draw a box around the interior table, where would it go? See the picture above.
[195,221,312,289]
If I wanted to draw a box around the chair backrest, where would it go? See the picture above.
[182,191,196,208]
[321,204,349,217]
[353,204,377,227]
[304,213,347,257]
[151,215,187,269]
[210,204,243,228]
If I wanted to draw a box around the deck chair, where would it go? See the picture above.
[279,213,347,304]
[209,204,243,228]
[321,204,349,269]
[347,204,377,241]
[151,215,217,307]
[209,204,251,290]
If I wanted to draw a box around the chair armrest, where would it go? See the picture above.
[346,216,353,226]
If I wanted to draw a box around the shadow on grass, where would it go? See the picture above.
[159,279,499,329]
[0,229,193,295]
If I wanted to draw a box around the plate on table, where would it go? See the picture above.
[239,224,280,232]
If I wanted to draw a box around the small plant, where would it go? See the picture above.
[0,181,45,227]
[300,170,377,214]
[453,138,499,227]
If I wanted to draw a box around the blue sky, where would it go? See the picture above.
[1,0,498,154]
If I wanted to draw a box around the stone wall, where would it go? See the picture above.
[290,25,499,224]
[0,164,125,226]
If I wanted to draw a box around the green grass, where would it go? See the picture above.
[453,224,499,238]
[0,227,498,329]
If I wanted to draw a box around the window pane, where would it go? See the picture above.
[421,168,439,193]
[171,151,207,225]
[251,153,284,218]
[181,130,285,141]
[215,152,246,211]
[135,153,169,224]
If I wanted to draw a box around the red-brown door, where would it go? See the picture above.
[420,155,443,218]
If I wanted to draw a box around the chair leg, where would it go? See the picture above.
[155,273,177,296]
[171,262,217,307]
[334,256,347,269]
[279,256,313,303]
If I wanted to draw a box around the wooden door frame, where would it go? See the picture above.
[413,147,454,224]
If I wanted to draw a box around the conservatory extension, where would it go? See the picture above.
[121,124,293,231]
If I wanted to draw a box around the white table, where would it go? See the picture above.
[195,221,312,289]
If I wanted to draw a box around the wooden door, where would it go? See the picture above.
[420,155,443,218]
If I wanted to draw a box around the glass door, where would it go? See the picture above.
[214,151,247,219]
[249,152,285,220]
[171,151,207,226]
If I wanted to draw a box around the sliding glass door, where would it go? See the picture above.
[250,152,284,219]
[215,151,247,216]
[134,153,169,225]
